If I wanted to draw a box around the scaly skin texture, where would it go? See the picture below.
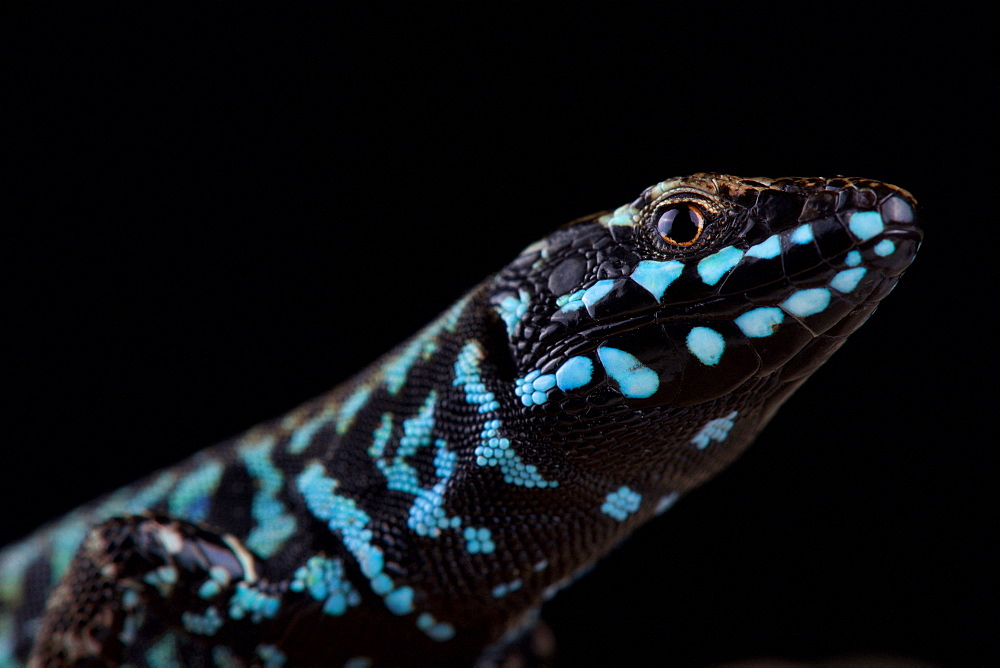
[0,174,921,666]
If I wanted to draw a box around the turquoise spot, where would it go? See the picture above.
[181,607,223,636]
[555,356,594,391]
[845,250,862,266]
[830,267,867,294]
[596,347,659,398]
[229,582,281,623]
[287,411,332,454]
[781,288,832,317]
[337,384,373,434]
[746,234,781,259]
[849,210,885,241]
[257,644,287,668]
[417,612,457,642]
[290,555,361,617]
[168,460,224,523]
[453,341,500,413]
[601,486,642,521]
[604,204,637,226]
[382,335,438,396]
[514,370,557,407]
[384,586,415,615]
[495,289,531,337]
[874,239,896,256]
[296,463,385,583]
[463,526,496,554]
[144,633,181,666]
[630,259,684,300]
[686,327,725,365]
[734,307,784,338]
[239,438,297,559]
[690,411,738,450]
[581,279,616,309]
[459,338,557,489]
[697,246,744,285]
[491,578,523,599]
[370,572,393,595]
[556,289,586,312]
[790,224,814,244]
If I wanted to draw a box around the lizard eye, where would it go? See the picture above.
[655,203,704,246]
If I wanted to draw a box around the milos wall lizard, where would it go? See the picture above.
[0,173,921,666]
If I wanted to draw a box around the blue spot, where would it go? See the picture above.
[289,555,361,617]
[690,411,738,450]
[181,607,223,636]
[746,235,781,259]
[781,288,831,317]
[239,438,297,558]
[257,644,287,668]
[514,370,557,407]
[453,341,500,413]
[581,279,616,310]
[495,289,531,337]
[143,565,179,597]
[229,582,281,623]
[296,463,385,583]
[555,356,594,391]
[849,210,885,241]
[686,327,725,365]
[491,578,523,599]
[596,347,659,398]
[384,586,415,615]
[790,224,814,244]
[287,411,333,454]
[604,203,637,226]
[844,250,862,266]
[336,384,373,435]
[168,460,224,523]
[734,307,784,338]
[463,526,496,554]
[630,259,684,300]
[408,439,461,537]
[874,239,896,256]
[555,289,586,313]
[830,267,867,294]
[198,580,221,600]
[370,572,393,595]
[143,633,181,666]
[382,336,437,396]
[417,612,457,642]
[458,339,557,489]
[697,246,744,285]
[601,486,642,521]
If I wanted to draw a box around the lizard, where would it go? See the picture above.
[0,173,922,666]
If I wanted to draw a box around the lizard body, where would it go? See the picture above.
[0,173,921,666]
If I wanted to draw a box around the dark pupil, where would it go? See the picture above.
[657,205,700,243]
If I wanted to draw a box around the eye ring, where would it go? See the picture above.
[654,203,705,246]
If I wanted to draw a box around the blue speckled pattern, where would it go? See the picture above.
[0,174,921,666]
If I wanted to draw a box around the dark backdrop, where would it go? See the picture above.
[3,5,995,666]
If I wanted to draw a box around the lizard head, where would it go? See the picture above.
[489,173,921,414]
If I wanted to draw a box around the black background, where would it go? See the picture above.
[3,5,996,666]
